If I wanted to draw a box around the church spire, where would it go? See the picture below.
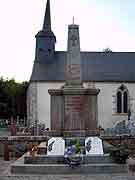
[35,0,56,63]
[43,0,51,31]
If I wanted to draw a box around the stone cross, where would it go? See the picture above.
[65,24,82,87]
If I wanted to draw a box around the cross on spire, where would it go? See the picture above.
[72,16,75,24]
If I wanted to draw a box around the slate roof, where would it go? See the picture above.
[30,51,135,82]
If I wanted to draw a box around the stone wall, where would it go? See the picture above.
[27,82,38,127]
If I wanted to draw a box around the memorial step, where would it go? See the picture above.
[24,154,114,164]
[11,163,127,174]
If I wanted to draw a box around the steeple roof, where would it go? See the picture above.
[36,0,56,40]
[43,0,51,31]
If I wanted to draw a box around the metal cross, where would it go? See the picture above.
[72,16,74,24]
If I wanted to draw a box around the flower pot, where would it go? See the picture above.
[127,157,135,174]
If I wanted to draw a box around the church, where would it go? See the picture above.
[27,0,135,131]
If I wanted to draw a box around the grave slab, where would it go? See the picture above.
[47,137,65,156]
[85,137,103,155]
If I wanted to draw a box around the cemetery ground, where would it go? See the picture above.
[0,148,134,179]
[0,157,134,180]
[0,129,135,179]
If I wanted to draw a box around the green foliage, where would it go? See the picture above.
[0,77,28,119]
[75,141,81,153]
[109,144,129,164]
[67,139,81,154]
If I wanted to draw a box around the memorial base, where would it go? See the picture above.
[63,130,99,137]
[48,87,100,134]
[11,153,127,174]
[47,130,100,137]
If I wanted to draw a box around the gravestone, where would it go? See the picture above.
[85,137,103,155]
[126,118,135,135]
[10,117,17,136]
[47,137,65,156]
[104,119,135,136]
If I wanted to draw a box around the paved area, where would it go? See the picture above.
[0,158,15,174]
[0,174,135,180]
[0,158,135,180]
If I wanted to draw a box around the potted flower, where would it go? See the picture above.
[64,140,82,167]
[127,147,135,173]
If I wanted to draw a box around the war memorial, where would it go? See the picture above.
[0,0,135,179]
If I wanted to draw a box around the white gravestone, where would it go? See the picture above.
[85,137,103,155]
[47,137,65,156]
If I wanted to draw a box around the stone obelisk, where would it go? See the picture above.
[65,23,82,87]
[48,22,100,137]
[63,23,84,133]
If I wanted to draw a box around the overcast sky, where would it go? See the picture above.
[0,0,135,82]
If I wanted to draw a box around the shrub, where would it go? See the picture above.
[75,141,81,153]
[109,144,129,164]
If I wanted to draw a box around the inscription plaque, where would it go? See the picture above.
[47,137,65,156]
[85,137,103,155]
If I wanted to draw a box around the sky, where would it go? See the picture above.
[0,0,135,82]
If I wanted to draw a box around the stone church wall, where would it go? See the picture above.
[37,82,64,129]
[27,82,38,126]
[27,82,135,130]
[94,82,135,129]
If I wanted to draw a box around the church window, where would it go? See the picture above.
[116,85,129,113]
[123,91,128,113]
[117,91,121,113]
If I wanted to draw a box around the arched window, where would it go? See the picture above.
[116,85,129,113]
[117,91,122,113]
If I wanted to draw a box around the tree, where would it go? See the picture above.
[0,77,28,119]
[103,47,112,52]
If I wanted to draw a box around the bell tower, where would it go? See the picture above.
[35,0,56,63]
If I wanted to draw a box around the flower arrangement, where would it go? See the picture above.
[127,146,135,173]
[64,139,82,167]
[75,140,81,154]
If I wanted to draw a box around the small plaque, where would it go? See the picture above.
[47,137,65,156]
[85,137,103,155]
